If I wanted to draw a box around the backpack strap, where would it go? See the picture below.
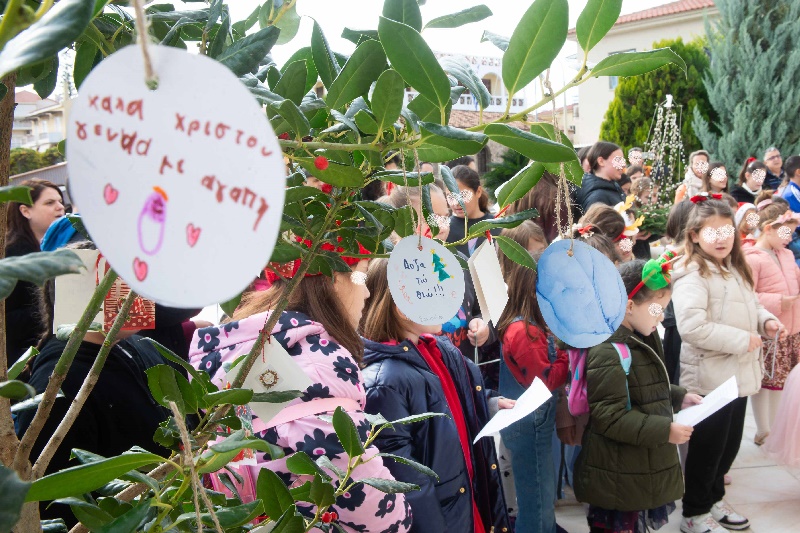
[611,342,632,411]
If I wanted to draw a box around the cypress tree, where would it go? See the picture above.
[692,0,800,164]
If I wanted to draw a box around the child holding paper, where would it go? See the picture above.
[574,258,701,533]
[672,196,784,532]
[360,258,511,533]
[496,259,568,533]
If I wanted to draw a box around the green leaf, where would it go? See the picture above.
[315,455,346,479]
[94,500,149,533]
[142,339,207,387]
[390,412,448,425]
[73,40,99,89]
[359,477,419,494]
[393,205,417,238]
[496,162,545,207]
[26,451,163,502]
[495,235,537,270]
[295,158,365,188]
[377,452,439,480]
[0,380,37,400]
[373,171,434,187]
[221,292,242,317]
[439,165,466,212]
[0,185,31,205]
[0,0,95,79]
[417,122,488,162]
[271,99,311,138]
[484,124,576,163]
[207,10,231,58]
[41,519,68,532]
[590,47,687,78]
[325,39,387,111]
[145,365,197,415]
[332,406,365,458]
[205,0,224,31]
[576,0,623,53]
[7,346,38,380]
[0,249,85,301]
[34,55,59,99]
[371,69,405,136]
[0,465,31,532]
[285,452,330,481]
[218,26,280,76]
[378,16,450,113]
[311,20,341,89]
[273,60,308,105]
[354,109,379,135]
[271,505,305,533]
[502,0,568,97]
[424,5,493,30]
[341,27,379,45]
[440,57,491,109]
[469,208,539,235]
[407,92,451,125]
[282,46,319,94]
[59,498,113,530]
[11,390,65,415]
[274,1,301,45]
[285,185,329,203]
[251,390,303,403]
[480,30,509,52]
[309,473,337,507]
[269,242,305,264]
[203,388,253,407]
[232,3,260,36]
[382,0,423,32]
[257,469,295,527]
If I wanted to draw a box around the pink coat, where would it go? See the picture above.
[745,246,800,335]
[189,310,411,532]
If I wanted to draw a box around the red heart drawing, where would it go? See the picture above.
[133,257,148,282]
[103,183,119,205]
[186,223,201,247]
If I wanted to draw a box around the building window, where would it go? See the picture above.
[608,49,635,90]
[481,78,491,94]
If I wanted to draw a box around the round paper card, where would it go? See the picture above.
[536,240,627,348]
[388,236,466,325]
[67,45,286,307]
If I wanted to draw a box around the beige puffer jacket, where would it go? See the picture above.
[672,257,776,396]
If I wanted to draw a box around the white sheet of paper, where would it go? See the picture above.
[674,376,739,427]
[67,45,286,307]
[387,236,466,325]
[468,240,508,326]
[53,249,104,332]
[473,377,551,443]
[229,340,313,426]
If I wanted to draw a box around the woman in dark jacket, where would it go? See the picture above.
[360,259,510,533]
[576,142,627,212]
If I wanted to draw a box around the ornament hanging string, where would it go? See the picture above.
[544,74,574,255]
[413,149,423,249]
[131,0,158,89]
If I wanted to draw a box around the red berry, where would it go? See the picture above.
[314,156,329,170]
[278,132,289,140]
[321,512,332,524]
[321,183,333,194]
[331,512,338,521]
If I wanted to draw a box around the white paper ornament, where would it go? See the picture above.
[67,46,286,307]
[387,236,465,325]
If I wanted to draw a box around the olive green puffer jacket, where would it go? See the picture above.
[574,326,687,512]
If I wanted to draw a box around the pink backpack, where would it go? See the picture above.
[567,343,632,417]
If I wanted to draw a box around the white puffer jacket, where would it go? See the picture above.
[672,257,776,396]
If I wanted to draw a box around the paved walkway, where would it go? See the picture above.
[555,403,800,532]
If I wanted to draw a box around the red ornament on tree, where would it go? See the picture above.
[314,156,329,170]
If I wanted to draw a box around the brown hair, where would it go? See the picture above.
[507,171,567,243]
[6,178,63,251]
[704,162,729,193]
[683,199,754,286]
[721,193,738,211]
[738,159,768,186]
[234,275,365,361]
[577,204,625,240]
[497,221,545,275]
[360,258,409,344]
[578,232,621,263]
[387,183,444,209]
[496,258,547,342]
[452,165,489,212]
[586,141,620,172]
[756,202,797,231]
[619,259,670,304]
[665,200,695,244]
[630,177,655,202]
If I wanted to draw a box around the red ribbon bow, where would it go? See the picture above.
[577,224,595,236]
[690,193,722,204]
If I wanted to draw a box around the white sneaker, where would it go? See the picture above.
[680,513,727,533]
[711,500,750,530]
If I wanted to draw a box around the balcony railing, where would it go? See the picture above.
[405,89,527,115]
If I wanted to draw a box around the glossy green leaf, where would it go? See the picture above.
[73,40,99,89]
[439,165,467,212]
[273,60,308,105]
[11,390,65,415]
[0,185,31,205]
[377,452,439,479]
[142,339,208,388]
[378,16,450,113]
[274,1,301,45]
[484,124,576,163]
[311,20,341,89]
[332,406,365,458]
[495,235,537,270]
[469,208,540,235]
[41,519,68,532]
[271,99,311,138]
[232,3,260,36]
[316,455,346,479]
[392,412,449,425]
[34,55,59,99]
[205,0,224,31]
[424,5,493,30]
[94,500,149,533]
[0,380,36,400]
[207,9,231,58]
[502,0,568,97]
[325,39,387,110]
[285,452,331,481]
[496,162,546,207]
[0,0,95,78]
[360,477,419,494]
[284,185,330,203]
[58,498,113,530]
[576,0,623,53]
[417,122,488,162]
[393,205,417,238]
[203,388,254,407]
[382,0,423,32]
[251,390,303,403]
[590,47,687,78]
[7,346,38,381]
[371,69,405,136]
[373,171,434,187]
[219,293,242,318]
[145,365,197,415]
[354,109,379,135]
[282,46,319,94]
[0,465,31,532]
[480,30,509,52]
[309,473,337,507]
[439,56,491,109]
[0,249,84,301]
[218,26,280,76]
[407,92,451,125]
[295,158,365,188]
[341,27,379,45]
[26,451,163,502]
[271,505,305,533]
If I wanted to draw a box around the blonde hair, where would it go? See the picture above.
[497,221,545,275]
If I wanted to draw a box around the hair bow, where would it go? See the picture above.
[690,193,723,204]
[746,156,757,165]
[757,199,774,211]
[577,224,595,238]
[771,210,800,226]
[628,250,679,299]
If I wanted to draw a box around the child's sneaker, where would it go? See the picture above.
[711,500,750,530]
[680,513,727,533]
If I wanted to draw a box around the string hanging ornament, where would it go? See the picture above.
[643,94,685,209]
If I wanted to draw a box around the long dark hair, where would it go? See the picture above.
[6,178,63,251]
[738,159,767,186]
[586,141,620,173]
[452,165,489,213]
[496,259,547,342]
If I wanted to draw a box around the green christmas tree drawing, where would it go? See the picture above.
[431,249,452,282]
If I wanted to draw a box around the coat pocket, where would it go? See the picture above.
[435,472,467,512]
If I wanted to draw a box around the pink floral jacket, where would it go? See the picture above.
[189,310,412,532]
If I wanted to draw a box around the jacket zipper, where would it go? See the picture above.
[717,286,729,322]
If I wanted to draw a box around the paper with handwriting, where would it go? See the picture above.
[674,376,738,427]
[474,377,551,442]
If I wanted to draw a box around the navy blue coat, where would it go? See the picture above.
[362,336,509,533]
[576,172,626,212]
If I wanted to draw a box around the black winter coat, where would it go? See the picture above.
[4,239,45,361]
[576,173,626,212]
[362,336,509,533]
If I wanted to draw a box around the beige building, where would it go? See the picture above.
[567,0,719,147]
[11,90,69,151]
